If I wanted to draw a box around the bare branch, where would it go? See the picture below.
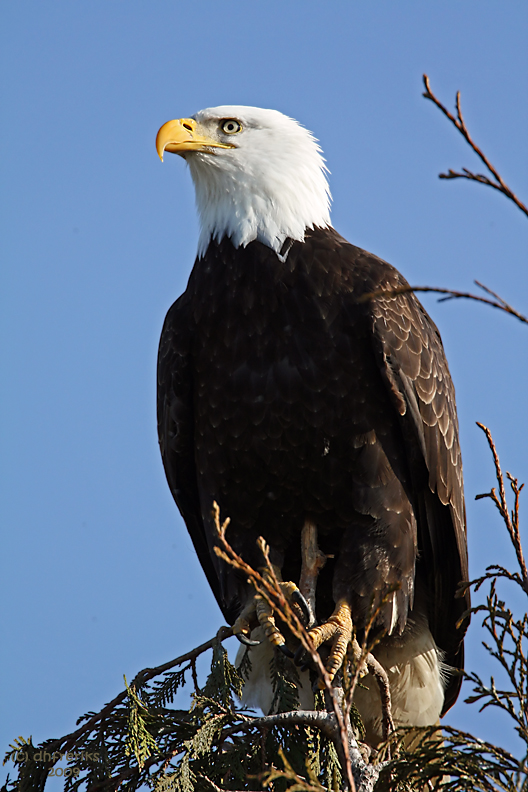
[341,592,397,757]
[475,423,528,595]
[365,655,394,742]
[222,709,341,743]
[299,521,327,626]
[360,282,528,325]
[423,74,528,218]
[212,503,359,791]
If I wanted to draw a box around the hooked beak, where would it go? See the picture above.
[156,118,235,161]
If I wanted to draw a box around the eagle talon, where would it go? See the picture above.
[292,588,312,626]
[293,644,308,667]
[232,602,259,645]
[235,633,262,647]
[233,576,309,654]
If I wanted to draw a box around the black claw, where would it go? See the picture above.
[235,633,261,647]
[292,589,313,626]
[294,645,307,666]
[278,643,294,659]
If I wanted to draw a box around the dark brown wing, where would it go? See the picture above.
[157,294,228,620]
[369,279,470,713]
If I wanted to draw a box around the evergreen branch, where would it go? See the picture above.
[269,648,301,714]
[378,724,525,791]
[32,626,232,761]
[150,665,191,708]
[261,747,326,791]
[124,676,160,769]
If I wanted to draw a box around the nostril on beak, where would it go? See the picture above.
[183,123,193,132]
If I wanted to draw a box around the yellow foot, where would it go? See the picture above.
[232,571,311,655]
[304,599,353,681]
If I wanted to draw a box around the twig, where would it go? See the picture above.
[423,74,528,218]
[198,781,249,792]
[475,423,528,595]
[365,656,394,742]
[342,593,397,754]
[222,710,341,744]
[250,545,359,787]
[299,521,327,627]
[191,658,200,694]
[261,747,327,792]
[360,282,528,325]
[212,503,358,791]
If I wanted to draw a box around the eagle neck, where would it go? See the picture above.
[187,153,331,259]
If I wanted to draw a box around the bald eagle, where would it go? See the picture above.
[155,106,469,743]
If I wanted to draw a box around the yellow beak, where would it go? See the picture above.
[156,118,235,161]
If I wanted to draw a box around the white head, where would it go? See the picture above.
[156,106,331,258]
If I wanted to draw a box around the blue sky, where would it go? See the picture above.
[1,1,527,784]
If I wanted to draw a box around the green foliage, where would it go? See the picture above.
[150,666,190,708]
[2,736,48,792]
[124,676,160,769]
[312,692,344,791]
[269,650,301,714]
[261,747,325,791]
[3,738,31,768]
[377,726,526,791]
[202,639,244,708]
[238,647,253,682]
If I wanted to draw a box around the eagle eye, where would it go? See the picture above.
[221,119,242,135]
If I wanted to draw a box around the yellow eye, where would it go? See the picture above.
[221,119,242,135]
